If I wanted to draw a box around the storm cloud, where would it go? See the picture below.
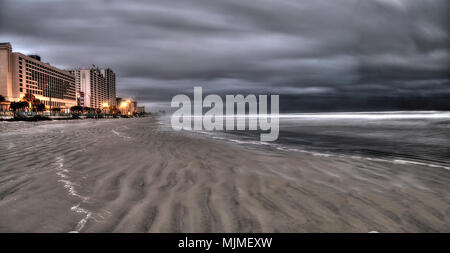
[1,0,449,111]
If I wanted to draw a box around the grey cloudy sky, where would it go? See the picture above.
[1,0,449,112]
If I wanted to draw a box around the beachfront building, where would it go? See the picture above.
[0,42,77,111]
[70,66,105,109]
[70,66,116,109]
[0,100,10,112]
[0,43,13,102]
[136,106,145,114]
[100,68,116,107]
[116,96,138,115]
[70,68,96,108]
[116,97,122,108]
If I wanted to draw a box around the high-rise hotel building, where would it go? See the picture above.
[70,67,104,109]
[0,43,13,101]
[70,67,116,109]
[101,68,116,107]
[0,42,77,110]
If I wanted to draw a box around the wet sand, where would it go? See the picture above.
[0,117,449,232]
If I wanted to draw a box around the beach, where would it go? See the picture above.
[0,117,449,232]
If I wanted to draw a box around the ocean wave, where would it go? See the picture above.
[54,156,92,233]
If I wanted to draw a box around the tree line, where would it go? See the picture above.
[1,94,125,116]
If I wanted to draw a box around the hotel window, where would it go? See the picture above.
[20,88,23,92]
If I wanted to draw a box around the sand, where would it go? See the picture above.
[0,117,449,232]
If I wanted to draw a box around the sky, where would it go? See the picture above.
[1,0,449,112]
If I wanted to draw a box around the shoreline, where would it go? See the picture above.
[0,114,150,121]
[0,117,449,232]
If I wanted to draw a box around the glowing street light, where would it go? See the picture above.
[102,102,109,117]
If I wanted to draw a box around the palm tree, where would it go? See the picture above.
[35,103,45,114]
[21,93,46,113]
[22,93,36,112]
[70,105,83,113]
[22,92,35,101]
[10,101,28,117]
[31,99,42,112]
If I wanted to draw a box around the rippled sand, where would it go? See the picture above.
[0,117,449,232]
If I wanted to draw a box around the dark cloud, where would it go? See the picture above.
[1,0,449,112]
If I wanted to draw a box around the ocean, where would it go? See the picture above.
[163,111,450,171]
